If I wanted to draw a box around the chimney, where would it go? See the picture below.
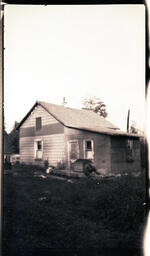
[62,97,67,107]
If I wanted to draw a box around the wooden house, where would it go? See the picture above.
[17,101,141,174]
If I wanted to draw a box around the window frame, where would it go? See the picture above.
[83,139,94,160]
[34,138,43,160]
[126,138,134,162]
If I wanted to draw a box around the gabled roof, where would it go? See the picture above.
[17,101,140,137]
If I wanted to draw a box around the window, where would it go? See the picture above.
[126,139,134,162]
[34,139,43,159]
[86,141,92,151]
[36,117,42,130]
[84,139,94,160]
[127,139,133,149]
[37,140,42,150]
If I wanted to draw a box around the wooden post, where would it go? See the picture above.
[0,3,4,254]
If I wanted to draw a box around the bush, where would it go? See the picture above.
[44,160,49,168]
[4,161,12,170]
[84,161,96,177]
[56,161,66,170]
[11,163,45,176]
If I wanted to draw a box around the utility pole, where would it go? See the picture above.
[127,109,130,133]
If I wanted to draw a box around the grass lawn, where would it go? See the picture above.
[3,165,147,255]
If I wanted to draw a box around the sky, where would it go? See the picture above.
[4,4,145,133]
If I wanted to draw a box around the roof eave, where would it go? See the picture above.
[16,101,66,130]
[38,102,66,126]
[16,101,39,130]
[65,125,141,138]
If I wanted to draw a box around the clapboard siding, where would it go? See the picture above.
[20,137,34,164]
[20,134,65,166]
[22,105,58,128]
[20,123,64,137]
[64,127,111,172]
[111,137,141,174]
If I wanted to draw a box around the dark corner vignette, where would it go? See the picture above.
[1,1,149,256]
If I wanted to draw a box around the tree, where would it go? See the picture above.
[8,121,19,154]
[82,96,108,118]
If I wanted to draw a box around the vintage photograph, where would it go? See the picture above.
[3,4,147,255]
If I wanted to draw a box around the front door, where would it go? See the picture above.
[68,140,79,168]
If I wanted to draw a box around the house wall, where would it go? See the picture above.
[19,105,65,166]
[64,127,111,172]
[20,134,65,166]
[111,137,141,174]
